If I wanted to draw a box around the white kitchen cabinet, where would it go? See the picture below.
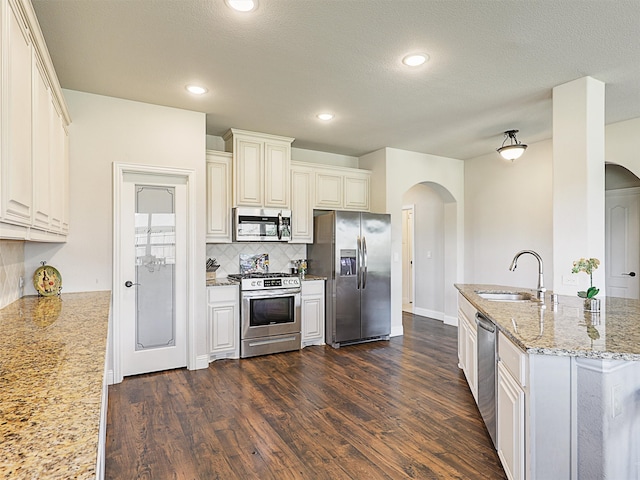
[208,285,240,360]
[313,165,371,211]
[290,162,314,243]
[206,150,232,243]
[457,292,478,403]
[0,0,70,241]
[1,0,33,227]
[301,279,325,347]
[223,129,294,208]
[344,171,370,211]
[497,358,525,480]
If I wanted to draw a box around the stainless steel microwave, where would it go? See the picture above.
[233,208,292,242]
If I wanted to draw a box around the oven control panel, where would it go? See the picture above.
[242,276,301,290]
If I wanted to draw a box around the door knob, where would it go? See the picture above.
[622,272,636,277]
[124,280,140,287]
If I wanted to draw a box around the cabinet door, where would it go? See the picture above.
[344,173,370,211]
[301,281,325,346]
[209,303,238,354]
[49,104,66,232]
[264,141,290,208]
[315,171,343,209]
[234,138,263,206]
[32,52,52,230]
[497,361,526,480]
[206,152,232,242]
[1,0,33,226]
[290,167,313,243]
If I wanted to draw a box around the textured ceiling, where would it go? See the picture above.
[32,0,640,160]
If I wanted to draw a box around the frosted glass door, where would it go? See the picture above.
[135,185,176,350]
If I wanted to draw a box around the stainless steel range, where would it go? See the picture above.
[227,272,301,358]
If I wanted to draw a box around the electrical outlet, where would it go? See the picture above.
[18,276,24,289]
[563,275,578,286]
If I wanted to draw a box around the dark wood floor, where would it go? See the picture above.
[105,313,506,479]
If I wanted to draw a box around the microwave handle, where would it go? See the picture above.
[277,212,283,240]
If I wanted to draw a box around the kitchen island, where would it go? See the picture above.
[0,291,111,479]
[456,284,640,480]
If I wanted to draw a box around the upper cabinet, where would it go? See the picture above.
[223,129,294,208]
[314,164,370,211]
[206,150,232,243]
[0,0,71,241]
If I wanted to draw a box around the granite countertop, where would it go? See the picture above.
[0,291,111,479]
[456,284,640,361]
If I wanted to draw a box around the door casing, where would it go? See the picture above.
[112,163,198,384]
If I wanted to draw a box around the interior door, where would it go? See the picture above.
[402,206,414,310]
[119,174,188,376]
[606,188,640,299]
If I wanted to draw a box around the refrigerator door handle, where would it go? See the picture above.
[356,236,362,289]
[362,235,368,289]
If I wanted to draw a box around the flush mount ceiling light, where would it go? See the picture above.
[225,0,257,12]
[185,84,208,95]
[402,53,428,67]
[497,129,528,161]
[317,113,334,121]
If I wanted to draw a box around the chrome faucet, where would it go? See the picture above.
[509,250,546,301]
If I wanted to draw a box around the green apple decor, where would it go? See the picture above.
[571,257,600,299]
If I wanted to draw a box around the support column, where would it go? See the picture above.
[552,77,605,295]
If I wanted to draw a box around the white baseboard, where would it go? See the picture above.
[413,307,445,321]
[195,354,210,369]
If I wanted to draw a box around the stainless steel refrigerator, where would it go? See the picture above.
[307,211,391,348]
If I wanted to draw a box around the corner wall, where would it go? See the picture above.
[361,147,464,332]
[24,90,207,366]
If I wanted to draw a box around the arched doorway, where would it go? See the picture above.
[401,182,457,323]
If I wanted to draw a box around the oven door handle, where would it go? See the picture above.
[242,288,301,298]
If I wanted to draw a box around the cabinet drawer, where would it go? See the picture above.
[302,280,324,296]
[458,293,477,330]
[498,331,527,387]
[208,285,239,303]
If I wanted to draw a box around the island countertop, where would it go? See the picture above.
[455,284,640,361]
[0,291,111,479]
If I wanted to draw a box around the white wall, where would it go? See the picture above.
[464,139,554,290]
[24,90,207,365]
[361,147,464,332]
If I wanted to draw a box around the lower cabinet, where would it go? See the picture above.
[457,293,478,402]
[301,279,325,347]
[207,285,240,360]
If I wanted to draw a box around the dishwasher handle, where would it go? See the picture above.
[476,313,496,333]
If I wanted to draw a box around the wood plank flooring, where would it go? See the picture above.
[105,313,507,479]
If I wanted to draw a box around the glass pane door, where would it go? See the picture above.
[135,185,176,350]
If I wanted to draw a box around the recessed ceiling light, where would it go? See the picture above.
[317,113,334,121]
[225,0,257,12]
[186,85,208,95]
[402,53,429,67]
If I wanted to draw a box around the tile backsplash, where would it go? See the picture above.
[0,240,25,309]
[206,242,307,278]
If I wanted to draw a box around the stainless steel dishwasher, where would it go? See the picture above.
[476,312,497,448]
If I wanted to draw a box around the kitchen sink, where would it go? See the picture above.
[476,291,534,302]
